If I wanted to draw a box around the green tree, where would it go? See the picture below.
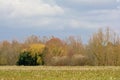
[17,44,45,66]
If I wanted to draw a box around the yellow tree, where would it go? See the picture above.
[28,43,45,65]
[17,43,45,65]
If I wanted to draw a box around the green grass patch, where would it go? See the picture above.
[0,66,120,80]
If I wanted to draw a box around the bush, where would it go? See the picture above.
[48,55,92,66]
[17,43,45,66]
[17,51,44,66]
[17,51,33,66]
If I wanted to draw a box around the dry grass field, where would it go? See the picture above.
[0,66,120,80]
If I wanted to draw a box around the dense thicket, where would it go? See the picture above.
[0,28,120,66]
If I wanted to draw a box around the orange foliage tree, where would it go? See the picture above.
[44,37,67,65]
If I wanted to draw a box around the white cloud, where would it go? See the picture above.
[0,0,64,18]
[86,9,120,21]
[68,8,120,29]
[0,0,119,31]
[26,17,57,27]
[68,0,116,5]
[69,19,105,29]
[116,0,120,2]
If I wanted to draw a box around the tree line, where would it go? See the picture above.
[0,28,120,66]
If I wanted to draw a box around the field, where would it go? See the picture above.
[0,66,120,80]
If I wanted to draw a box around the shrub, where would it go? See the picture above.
[17,51,34,66]
[17,43,45,66]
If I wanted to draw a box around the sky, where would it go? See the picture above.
[0,0,120,42]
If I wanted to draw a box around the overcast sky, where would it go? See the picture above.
[0,0,120,42]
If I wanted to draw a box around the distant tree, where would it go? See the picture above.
[65,36,90,66]
[65,36,85,55]
[0,41,11,65]
[44,37,67,65]
[87,28,120,66]
[17,43,45,66]
[29,44,45,65]
[25,35,41,44]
